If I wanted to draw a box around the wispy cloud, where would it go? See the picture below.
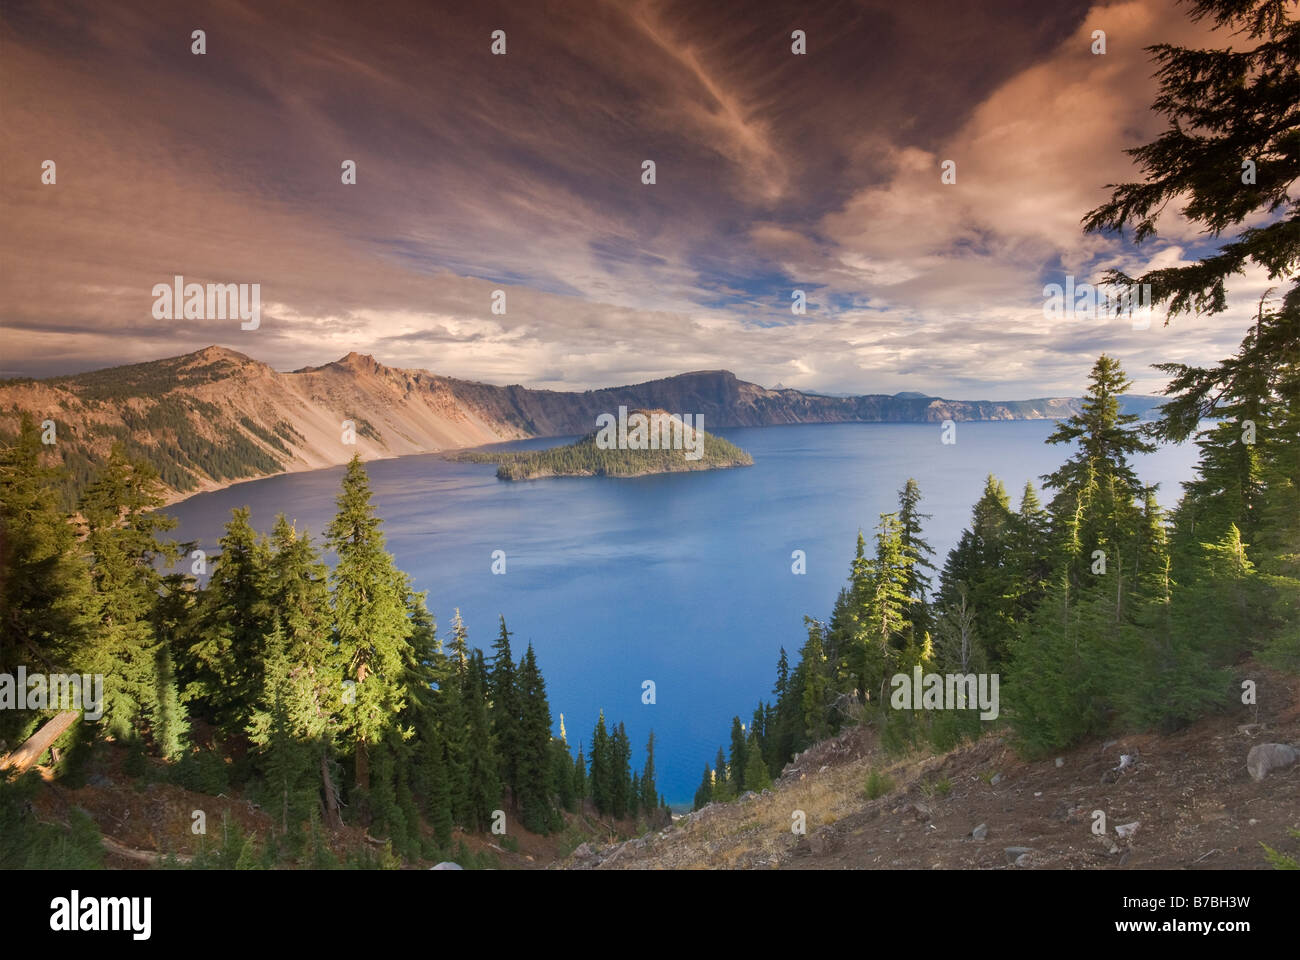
[0,0,1272,395]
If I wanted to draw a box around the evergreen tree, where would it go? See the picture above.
[610,721,632,819]
[640,730,658,813]
[186,507,271,734]
[78,445,177,744]
[433,615,471,829]
[1083,0,1300,325]
[488,616,522,807]
[572,748,587,807]
[797,618,831,742]
[551,735,577,813]
[515,644,557,833]
[0,414,94,746]
[727,716,748,794]
[692,763,713,810]
[325,456,415,791]
[897,478,936,639]
[462,650,501,831]
[710,746,732,803]
[742,729,772,792]
[934,476,1016,667]
[589,712,611,816]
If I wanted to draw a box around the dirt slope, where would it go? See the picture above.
[563,664,1300,870]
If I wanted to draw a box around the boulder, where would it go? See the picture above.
[971,823,989,841]
[430,861,463,870]
[1004,846,1033,864]
[1246,743,1298,781]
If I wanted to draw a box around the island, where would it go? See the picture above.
[450,409,754,480]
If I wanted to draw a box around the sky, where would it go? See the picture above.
[0,0,1283,396]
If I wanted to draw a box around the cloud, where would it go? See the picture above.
[0,0,1282,397]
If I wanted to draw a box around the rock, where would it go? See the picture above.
[911,802,932,822]
[1115,821,1140,840]
[1117,753,1137,771]
[989,773,1003,785]
[1055,757,1065,768]
[739,791,758,802]
[1100,769,1121,785]
[761,789,772,797]
[1004,846,1033,864]
[971,823,989,841]
[1095,834,1120,855]
[572,842,597,859]
[807,826,835,855]
[1247,743,1299,781]
[818,765,829,773]
[1015,853,1033,868]
[1237,723,1265,736]
[430,861,463,870]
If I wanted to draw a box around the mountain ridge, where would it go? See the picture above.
[0,346,1165,505]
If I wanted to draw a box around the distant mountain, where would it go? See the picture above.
[0,346,1166,505]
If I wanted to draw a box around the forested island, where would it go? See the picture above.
[452,412,754,480]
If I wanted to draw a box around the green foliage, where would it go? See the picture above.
[456,416,753,480]
[0,772,104,869]
[863,769,894,800]
[1261,830,1300,870]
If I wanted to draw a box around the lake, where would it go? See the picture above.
[164,420,1200,805]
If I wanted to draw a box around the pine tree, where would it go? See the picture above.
[710,746,732,803]
[728,716,748,794]
[462,650,501,831]
[325,456,415,792]
[692,763,713,810]
[935,475,1016,667]
[797,618,831,742]
[897,478,936,639]
[78,445,177,744]
[398,584,453,849]
[572,748,587,806]
[742,729,771,792]
[610,721,632,819]
[589,712,611,816]
[433,614,471,828]
[1083,0,1300,325]
[186,507,271,734]
[488,616,522,807]
[640,730,658,813]
[770,647,797,771]
[515,644,557,833]
[0,414,94,746]
[551,735,576,813]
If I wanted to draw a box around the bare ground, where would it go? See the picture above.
[562,662,1300,870]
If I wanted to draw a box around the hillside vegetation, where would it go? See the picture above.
[453,412,753,479]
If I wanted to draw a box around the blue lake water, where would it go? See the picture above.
[164,421,1200,805]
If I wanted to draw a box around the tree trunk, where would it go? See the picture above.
[0,710,79,773]
[354,738,369,791]
[321,752,343,830]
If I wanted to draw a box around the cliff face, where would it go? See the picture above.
[0,346,1151,504]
